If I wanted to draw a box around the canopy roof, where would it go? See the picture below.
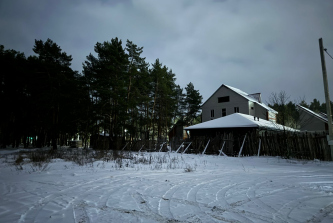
[185,113,297,131]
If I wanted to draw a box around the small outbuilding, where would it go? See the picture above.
[185,113,297,137]
[297,105,330,132]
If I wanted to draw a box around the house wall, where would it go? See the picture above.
[202,86,249,122]
[249,101,255,117]
[299,110,326,131]
[254,103,269,120]
[268,111,277,122]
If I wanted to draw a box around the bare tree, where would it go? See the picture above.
[268,91,290,126]
[268,91,292,157]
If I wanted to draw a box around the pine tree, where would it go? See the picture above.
[83,38,129,149]
[184,82,202,125]
[30,38,78,150]
[0,45,28,147]
[125,40,150,140]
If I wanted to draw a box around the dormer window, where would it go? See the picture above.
[218,96,229,103]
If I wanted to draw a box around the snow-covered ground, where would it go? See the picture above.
[0,149,333,223]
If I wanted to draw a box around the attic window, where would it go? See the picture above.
[218,96,229,103]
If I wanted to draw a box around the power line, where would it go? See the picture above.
[324,48,333,60]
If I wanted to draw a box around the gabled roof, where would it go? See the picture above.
[201,84,277,113]
[184,113,297,131]
[297,105,329,123]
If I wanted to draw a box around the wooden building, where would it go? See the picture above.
[186,113,296,138]
[184,113,299,156]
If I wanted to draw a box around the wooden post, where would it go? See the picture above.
[319,38,333,160]
[138,144,145,152]
[182,142,192,154]
[238,134,247,157]
[257,138,261,157]
[175,142,184,153]
[121,142,129,151]
[202,139,210,155]
[159,142,166,152]
[219,141,226,156]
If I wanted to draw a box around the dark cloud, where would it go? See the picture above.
[1,0,333,104]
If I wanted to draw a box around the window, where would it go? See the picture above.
[234,107,239,113]
[211,109,214,118]
[218,96,229,103]
[222,108,226,117]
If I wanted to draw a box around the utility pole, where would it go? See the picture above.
[319,37,333,160]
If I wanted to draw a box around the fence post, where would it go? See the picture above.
[121,142,129,151]
[138,144,145,152]
[257,138,261,157]
[202,139,210,155]
[238,134,247,157]
[182,142,192,154]
[219,141,227,156]
[175,142,184,153]
[159,142,166,152]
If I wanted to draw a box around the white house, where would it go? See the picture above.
[201,84,277,122]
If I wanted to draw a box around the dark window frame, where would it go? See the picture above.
[222,108,226,117]
[211,109,215,118]
[234,107,239,113]
[218,96,230,103]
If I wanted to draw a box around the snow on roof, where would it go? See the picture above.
[224,85,277,113]
[297,105,329,123]
[202,84,277,113]
[185,113,297,131]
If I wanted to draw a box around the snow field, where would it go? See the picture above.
[0,151,333,222]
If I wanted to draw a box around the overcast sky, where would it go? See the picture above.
[1,0,333,105]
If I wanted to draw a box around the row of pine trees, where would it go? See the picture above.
[0,38,202,149]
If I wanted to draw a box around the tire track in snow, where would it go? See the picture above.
[309,202,333,222]
[28,182,109,223]
[131,192,173,222]
[246,180,277,214]
[0,182,7,195]
[158,181,187,219]
[18,175,115,223]
[185,178,220,222]
[273,194,333,223]
[211,182,254,223]
[24,174,140,223]
[209,179,291,223]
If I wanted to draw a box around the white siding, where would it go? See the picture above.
[268,112,277,123]
[249,101,255,117]
[202,87,249,122]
